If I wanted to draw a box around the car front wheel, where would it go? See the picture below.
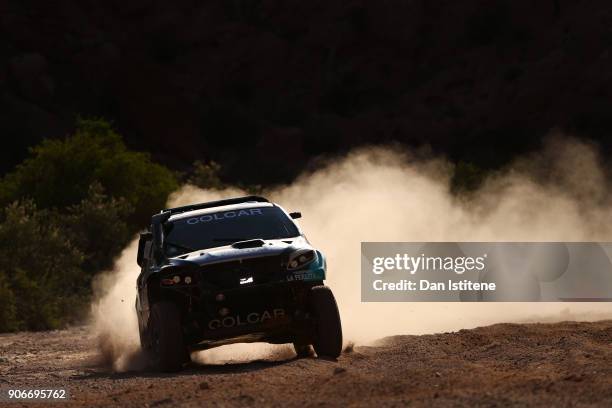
[147,302,186,372]
[310,285,343,358]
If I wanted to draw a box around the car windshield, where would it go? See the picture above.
[163,206,299,256]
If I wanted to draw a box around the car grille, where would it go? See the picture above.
[199,255,283,289]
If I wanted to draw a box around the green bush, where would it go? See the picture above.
[0,273,17,332]
[0,188,135,332]
[0,201,85,330]
[187,160,224,190]
[0,118,181,332]
[60,183,132,272]
[0,118,178,229]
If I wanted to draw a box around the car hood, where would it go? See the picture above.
[164,236,310,268]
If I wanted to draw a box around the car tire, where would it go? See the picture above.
[147,302,186,372]
[310,285,343,358]
[293,343,313,358]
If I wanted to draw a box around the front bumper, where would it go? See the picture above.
[183,280,319,349]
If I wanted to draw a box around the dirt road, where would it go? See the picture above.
[1,321,611,407]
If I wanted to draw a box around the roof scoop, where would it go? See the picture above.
[231,239,266,249]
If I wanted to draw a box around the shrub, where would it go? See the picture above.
[0,273,17,332]
[60,183,132,272]
[187,160,224,190]
[0,118,178,229]
[0,200,85,330]
[0,118,180,332]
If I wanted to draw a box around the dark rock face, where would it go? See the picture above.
[1,0,612,182]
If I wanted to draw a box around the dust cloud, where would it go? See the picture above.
[91,240,147,371]
[92,137,612,371]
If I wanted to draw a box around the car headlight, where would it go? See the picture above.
[160,272,196,286]
[287,249,316,270]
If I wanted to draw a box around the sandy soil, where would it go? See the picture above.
[0,321,611,407]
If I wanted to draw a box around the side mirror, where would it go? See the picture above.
[151,212,170,264]
[137,231,153,267]
[290,212,302,219]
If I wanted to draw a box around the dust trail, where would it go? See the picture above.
[191,343,296,365]
[91,240,146,372]
[92,137,612,371]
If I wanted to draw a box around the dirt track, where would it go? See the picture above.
[1,321,611,407]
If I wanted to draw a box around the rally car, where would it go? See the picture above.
[135,195,343,371]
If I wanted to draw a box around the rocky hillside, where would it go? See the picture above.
[2,0,612,183]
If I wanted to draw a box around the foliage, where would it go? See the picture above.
[60,183,132,272]
[0,118,178,229]
[0,273,17,332]
[187,160,224,190]
[0,118,182,332]
[0,201,85,331]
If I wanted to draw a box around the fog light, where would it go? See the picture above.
[219,307,230,316]
[215,293,225,302]
[184,276,192,284]
[172,275,181,284]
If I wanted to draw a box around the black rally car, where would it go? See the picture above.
[135,196,342,371]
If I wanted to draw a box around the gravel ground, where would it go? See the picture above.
[1,321,611,407]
